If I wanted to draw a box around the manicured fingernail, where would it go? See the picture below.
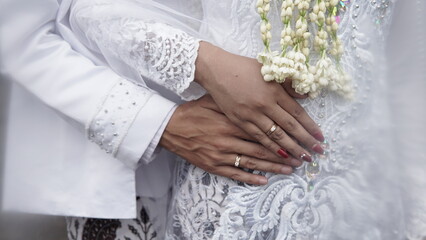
[281,167,291,174]
[313,132,325,142]
[312,143,324,154]
[277,149,289,158]
[300,153,312,162]
[259,178,268,185]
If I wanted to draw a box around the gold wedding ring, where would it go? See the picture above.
[266,123,278,136]
[234,154,242,167]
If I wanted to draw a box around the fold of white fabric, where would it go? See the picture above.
[387,0,426,239]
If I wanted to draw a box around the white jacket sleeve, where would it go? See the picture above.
[0,0,176,170]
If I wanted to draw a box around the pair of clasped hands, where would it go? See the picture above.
[160,42,325,185]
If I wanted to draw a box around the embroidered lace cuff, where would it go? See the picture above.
[80,16,206,101]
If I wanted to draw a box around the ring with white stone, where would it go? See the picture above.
[266,123,278,136]
[234,154,242,167]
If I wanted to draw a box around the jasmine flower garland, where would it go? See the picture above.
[256,0,354,99]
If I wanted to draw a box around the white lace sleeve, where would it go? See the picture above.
[74,12,206,101]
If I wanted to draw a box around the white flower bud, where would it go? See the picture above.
[310,13,318,21]
[260,22,267,33]
[264,74,275,81]
[296,19,302,28]
[318,11,325,20]
[302,48,310,56]
[319,77,328,86]
[303,2,310,9]
[272,65,280,73]
[319,2,326,11]
[303,32,311,39]
[264,4,270,12]
[332,22,338,31]
[261,65,271,75]
[286,7,293,16]
[284,36,292,44]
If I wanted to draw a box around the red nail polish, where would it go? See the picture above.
[313,132,325,142]
[312,143,324,154]
[277,149,289,158]
[300,153,312,162]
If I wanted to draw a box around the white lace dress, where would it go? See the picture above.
[66,0,426,239]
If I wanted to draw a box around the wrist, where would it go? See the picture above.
[194,41,223,89]
[159,103,184,152]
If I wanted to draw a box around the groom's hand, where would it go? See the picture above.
[160,95,302,185]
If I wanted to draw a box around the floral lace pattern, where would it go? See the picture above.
[166,1,407,239]
[77,11,205,101]
[87,80,151,158]
[67,198,158,240]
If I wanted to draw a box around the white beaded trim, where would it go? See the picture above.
[87,80,151,156]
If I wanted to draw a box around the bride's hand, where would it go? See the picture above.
[195,42,325,162]
[159,95,302,185]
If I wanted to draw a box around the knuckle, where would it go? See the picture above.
[214,141,228,152]
[230,173,242,181]
[215,124,229,134]
[203,164,215,173]
[234,107,252,120]
[292,106,305,118]
[262,141,276,151]
[283,119,297,131]
[244,158,258,170]
[269,165,280,173]
[253,148,268,159]
[253,100,267,109]
[252,131,266,141]
[270,128,286,141]
[210,152,223,163]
